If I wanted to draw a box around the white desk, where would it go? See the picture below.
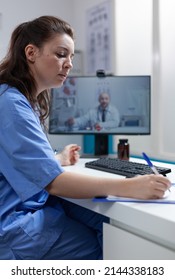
[64,157,175,259]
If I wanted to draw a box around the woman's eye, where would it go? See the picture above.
[56,53,66,58]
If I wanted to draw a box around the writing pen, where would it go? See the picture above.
[142,152,171,192]
[142,152,159,175]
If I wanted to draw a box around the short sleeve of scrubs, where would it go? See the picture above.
[0,86,64,202]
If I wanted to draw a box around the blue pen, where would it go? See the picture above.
[142,152,159,175]
[142,152,171,191]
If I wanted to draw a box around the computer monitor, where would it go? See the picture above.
[48,75,151,155]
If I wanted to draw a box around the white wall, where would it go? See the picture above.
[114,0,175,162]
[157,0,175,161]
[113,0,153,157]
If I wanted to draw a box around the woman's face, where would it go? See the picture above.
[25,33,74,95]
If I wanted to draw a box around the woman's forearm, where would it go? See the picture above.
[46,171,126,198]
[46,171,170,200]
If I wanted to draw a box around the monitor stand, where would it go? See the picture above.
[83,134,113,157]
[94,134,109,156]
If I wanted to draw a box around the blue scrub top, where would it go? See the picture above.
[0,84,65,259]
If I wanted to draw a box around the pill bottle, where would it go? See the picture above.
[118,139,130,160]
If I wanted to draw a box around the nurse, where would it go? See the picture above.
[0,15,171,260]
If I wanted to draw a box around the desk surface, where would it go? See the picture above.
[64,157,175,251]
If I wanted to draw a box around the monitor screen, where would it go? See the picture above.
[49,75,151,136]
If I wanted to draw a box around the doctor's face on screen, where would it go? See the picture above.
[98,92,110,109]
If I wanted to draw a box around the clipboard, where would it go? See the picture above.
[93,187,175,204]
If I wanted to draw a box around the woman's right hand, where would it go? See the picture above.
[126,174,171,200]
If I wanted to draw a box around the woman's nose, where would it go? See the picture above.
[64,57,73,69]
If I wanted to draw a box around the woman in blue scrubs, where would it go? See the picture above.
[0,16,171,260]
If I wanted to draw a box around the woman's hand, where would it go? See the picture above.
[55,144,81,166]
[125,174,171,200]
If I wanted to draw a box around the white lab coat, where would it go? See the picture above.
[73,105,120,130]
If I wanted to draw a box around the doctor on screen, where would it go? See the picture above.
[65,92,120,131]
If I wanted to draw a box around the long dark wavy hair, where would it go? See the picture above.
[0,15,74,126]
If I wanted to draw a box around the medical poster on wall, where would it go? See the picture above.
[86,0,113,75]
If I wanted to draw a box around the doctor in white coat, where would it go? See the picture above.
[66,92,120,131]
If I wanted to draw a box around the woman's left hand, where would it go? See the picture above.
[55,144,81,166]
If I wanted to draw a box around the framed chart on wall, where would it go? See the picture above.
[86,0,115,75]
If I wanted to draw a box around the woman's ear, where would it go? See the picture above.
[25,44,38,63]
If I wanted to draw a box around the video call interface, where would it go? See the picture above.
[49,76,151,135]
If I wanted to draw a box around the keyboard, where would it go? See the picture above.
[85,157,171,178]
